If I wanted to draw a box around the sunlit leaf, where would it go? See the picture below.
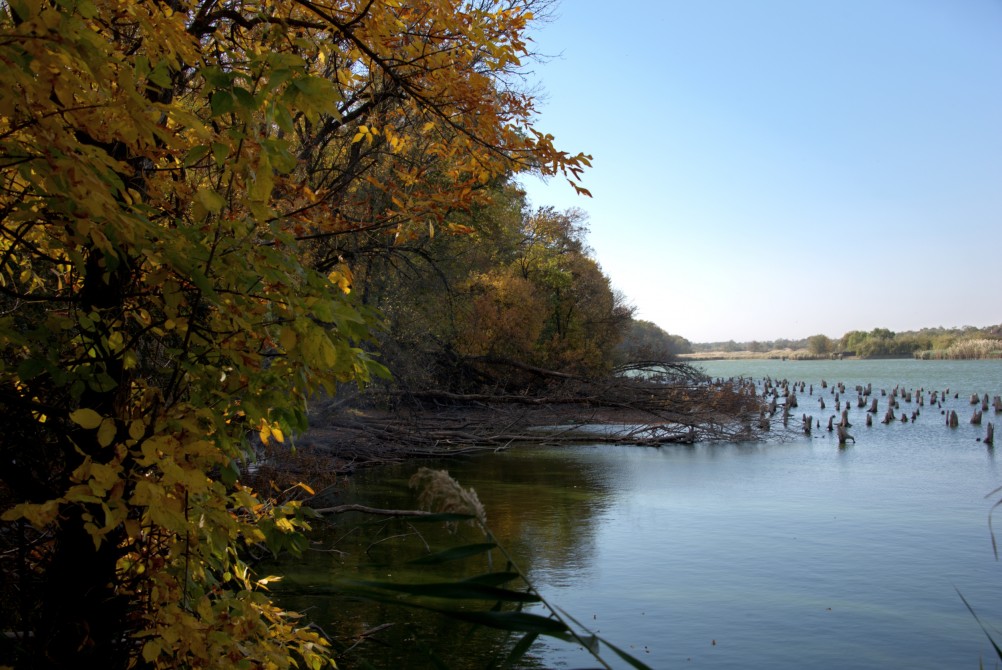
[70,408,103,429]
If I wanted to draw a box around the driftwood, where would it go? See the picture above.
[312,504,437,517]
[254,360,772,484]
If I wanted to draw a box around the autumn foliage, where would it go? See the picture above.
[0,0,590,667]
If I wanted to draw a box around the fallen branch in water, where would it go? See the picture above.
[312,504,437,517]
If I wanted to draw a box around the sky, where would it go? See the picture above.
[516,0,1002,344]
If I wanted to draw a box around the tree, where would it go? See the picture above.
[615,320,692,363]
[806,334,833,356]
[0,1,588,666]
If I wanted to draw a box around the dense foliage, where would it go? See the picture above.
[0,0,592,667]
[357,187,637,393]
[614,319,692,363]
[692,324,1002,359]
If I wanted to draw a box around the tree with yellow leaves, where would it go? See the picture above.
[0,0,588,666]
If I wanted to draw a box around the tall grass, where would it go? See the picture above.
[915,339,1002,360]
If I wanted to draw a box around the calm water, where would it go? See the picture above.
[276,359,1002,669]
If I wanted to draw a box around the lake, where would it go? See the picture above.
[273,358,1002,669]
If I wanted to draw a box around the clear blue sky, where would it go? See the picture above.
[518,0,1002,344]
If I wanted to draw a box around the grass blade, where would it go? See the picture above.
[498,631,538,669]
[349,579,541,603]
[958,587,1002,660]
[408,542,497,565]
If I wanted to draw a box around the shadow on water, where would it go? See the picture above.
[268,359,1002,669]
[266,451,616,669]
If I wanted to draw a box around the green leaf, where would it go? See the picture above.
[210,91,234,116]
[16,357,46,380]
[232,86,256,110]
[183,145,211,168]
[195,188,226,214]
[148,60,172,89]
[211,142,229,165]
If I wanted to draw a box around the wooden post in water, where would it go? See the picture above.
[986,423,994,447]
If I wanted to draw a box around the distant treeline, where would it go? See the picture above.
[690,324,1002,359]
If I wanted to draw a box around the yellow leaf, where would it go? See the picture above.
[97,418,116,447]
[128,420,146,441]
[2,499,61,528]
[279,326,297,351]
[195,188,226,214]
[70,408,103,429]
[142,639,161,663]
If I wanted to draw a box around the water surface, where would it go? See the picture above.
[276,359,1002,668]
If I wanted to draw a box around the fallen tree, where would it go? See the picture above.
[249,358,769,490]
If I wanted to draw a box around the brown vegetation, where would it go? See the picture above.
[252,360,768,482]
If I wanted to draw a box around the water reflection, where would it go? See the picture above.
[270,360,1002,669]
[268,451,616,669]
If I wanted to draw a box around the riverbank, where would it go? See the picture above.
[680,349,845,361]
[681,349,1002,361]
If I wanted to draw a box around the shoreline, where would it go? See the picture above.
[679,351,1002,362]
